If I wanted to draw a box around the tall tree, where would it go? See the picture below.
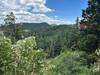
[4,12,24,42]
[75,17,80,30]
[80,0,100,53]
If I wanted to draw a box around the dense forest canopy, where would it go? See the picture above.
[0,0,100,75]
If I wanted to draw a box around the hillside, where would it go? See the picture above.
[0,23,78,57]
[22,22,51,33]
[44,50,92,75]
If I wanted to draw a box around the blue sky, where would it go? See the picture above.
[46,0,88,22]
[0,0,88,24]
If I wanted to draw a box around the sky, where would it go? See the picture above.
[0,0,88,25]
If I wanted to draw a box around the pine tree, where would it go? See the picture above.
[80,0,100,52]
[76,17,79,30]
[4,12,15,25]
[4,12,24,42]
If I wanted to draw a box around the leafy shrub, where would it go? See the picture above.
[0,36,46,75]
[0,37,12,74]
[43,50,93,75]
[93,49,100,75]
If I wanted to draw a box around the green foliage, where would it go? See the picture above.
[78,0,100,67]
[93,49,100,75]
[0,37,12,74]
[1,19,79,57]
[79,34,97,53]
[4,12,15,25]
[35,25,79,57]
[3,12,25,43]
[1,0,100,74]
[43,50,93,75]
[0,36,46,75]
[80,0,100,53]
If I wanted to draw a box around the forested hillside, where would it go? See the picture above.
[0,23,78,57]
[23,23,51,33]
[0,0,100,75]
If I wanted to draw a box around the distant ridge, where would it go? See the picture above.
[22,22,51,32]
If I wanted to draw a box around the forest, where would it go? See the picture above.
[0,0,100,75]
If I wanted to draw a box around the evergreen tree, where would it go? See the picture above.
[3,12,24,42]
[4,12,15,25]
[75,17,80,30]
[80,0,100,53]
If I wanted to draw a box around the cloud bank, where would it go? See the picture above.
[0,0,70,25]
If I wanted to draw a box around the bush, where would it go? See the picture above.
[0,37,12,74]
[43,50,93,75]
[0,36,46,75]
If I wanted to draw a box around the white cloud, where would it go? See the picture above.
[0,0,71,25]
[15,13,69,25]
[0,0,53,13]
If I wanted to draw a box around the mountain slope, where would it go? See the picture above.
[22,22,51,33]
